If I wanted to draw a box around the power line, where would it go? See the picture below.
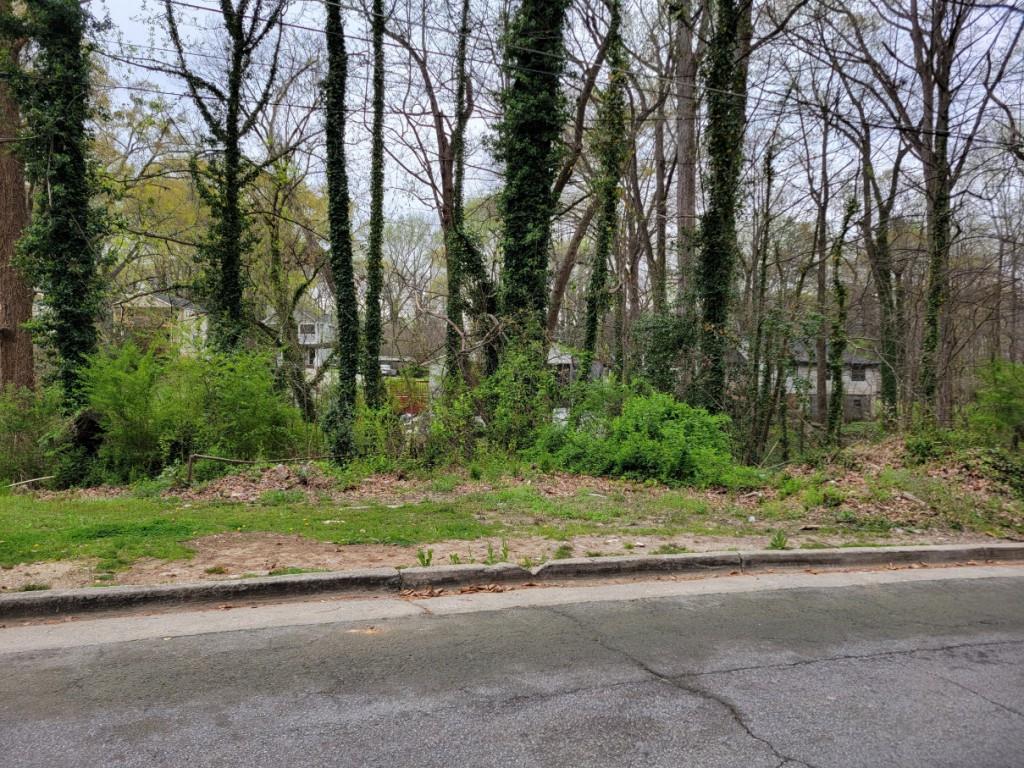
[150,0,1024,150]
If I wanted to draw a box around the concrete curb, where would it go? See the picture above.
[0,568,400,621]
[531,551,741,578]
[1,543,1021,621]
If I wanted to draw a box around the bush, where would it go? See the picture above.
[632,313,693,394]
[82,344,164,478]
[427,385,482,462]
[969,361,1024,450]
[353,404,405,459]
[427,344,555,462]
[903,431,954,465]
[477,343,556,451]
[0,385,65,483]
[82,343,320,482]
[536,388,757,487]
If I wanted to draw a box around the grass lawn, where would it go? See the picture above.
[1,440,1022,588]
[0,493,500,572]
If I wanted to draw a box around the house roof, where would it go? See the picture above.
[790,341,880,366]
[124,292,202,312]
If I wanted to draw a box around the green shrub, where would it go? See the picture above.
[632,312,693,394]
[978,448,1024,498]
[82,344,164,479]
[80,343,319,482]
[194,351,316,460]
[904,433,948,465]
[969,361,1024,450]
[803,483,845,509]
[477,343,556,451]
[428,386,482,462]
[774,474,804,499]
[427,345,555,462]
[353,404,405,458]
[537,389,755,487]
[0,385,65,483]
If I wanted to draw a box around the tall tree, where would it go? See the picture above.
[7,0,101,406]
[695,0,751,411]
[443,0,470,383]
[828,0,1024,421]
[495,0,570,346]
[323,0,359,460]
[0,0,33,389]
[582,0,628,370]
[671,0,707,305]
[362,0,386,408]
[827,199,857,443]
[161,0,286,351]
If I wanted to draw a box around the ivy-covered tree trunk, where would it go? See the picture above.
[0,0,33,390]
[582,0,627,374]
[919,140,952,422]
[695,0,750,412]
[827,200,857,444]
[8,0,100,407]
[362,0,386,409]
[444,0,471,384]
[323,1,359,460]
[162,0,286,352]
[495,0,569,348]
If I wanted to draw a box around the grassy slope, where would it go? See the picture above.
[1,441,1021,575]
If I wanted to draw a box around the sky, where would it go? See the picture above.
[91,0,475,224]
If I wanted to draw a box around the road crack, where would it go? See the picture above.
[935,674,1024,721]
[672,638,1024,680]
[546,605,816,768]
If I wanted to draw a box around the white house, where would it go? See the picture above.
[292,306,335,375]
[788,342,883,421]
[113,292,206,351]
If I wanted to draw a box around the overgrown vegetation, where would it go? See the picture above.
[0,385,64,483]
[535,385,758,487]
[0,345,320,486]
[2,0,1023,591]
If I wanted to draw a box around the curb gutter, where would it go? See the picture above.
[2,543,1022,621]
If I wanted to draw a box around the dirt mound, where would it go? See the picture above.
[174,463,335,503]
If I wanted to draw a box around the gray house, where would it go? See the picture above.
[788,342,882,421]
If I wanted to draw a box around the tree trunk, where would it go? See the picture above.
[546,199,598,338]
[324,1,359,460]
[674,0,698,304]
[652,102,668,313]
[813,118,830,425]
[0,11,33,389]
[363,0,385,406]
[695,0,750,411]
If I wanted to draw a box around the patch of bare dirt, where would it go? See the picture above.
[528,472,662,499]
[173,464,336,503]
[168,465,662,507]
[0,559,99,592]
[0,528,1001,592]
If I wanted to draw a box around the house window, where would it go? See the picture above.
[850,364,866,382]
[299,322,315,336]
[306,348,316,368]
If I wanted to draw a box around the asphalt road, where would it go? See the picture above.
[2,567,1023,768]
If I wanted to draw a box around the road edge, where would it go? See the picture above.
[1,542,1021,620]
